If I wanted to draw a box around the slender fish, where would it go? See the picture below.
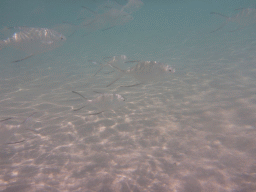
[210,8,256,33]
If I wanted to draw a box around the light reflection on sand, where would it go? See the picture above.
[0,6,256,192]
[0,53,256,191]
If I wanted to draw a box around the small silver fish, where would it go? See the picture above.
[72,91,125,114]
[0,27,66,56]
[107,60,175,87]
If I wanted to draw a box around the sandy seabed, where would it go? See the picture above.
[0,3,256,192]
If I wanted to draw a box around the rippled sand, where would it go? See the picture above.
[0,1,256,192]
[0,43,256,192]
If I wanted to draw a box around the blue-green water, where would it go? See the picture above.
[0,0,255,191]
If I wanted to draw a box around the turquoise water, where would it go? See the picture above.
[0,0,256,191]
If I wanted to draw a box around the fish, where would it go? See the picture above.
[81,6,97,14]
[84,55,128,83]
[81,7,133,32]
[121,0,144,14]
[210,8,256,33]
[105,55,129,70]
[0,112,37,146]
[11,54,34,63]
[71,0,142,37]
[107,60,175,87]
[124,60,140,63]
[0,27,66,62]
[0,117,12,123]
[101,26,116,31]
[86,56,127,79]
[72,91,125,114]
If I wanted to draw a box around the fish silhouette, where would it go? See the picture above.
[104,55,130,70]
[121,0,144,14]
[67,0,143,37]
[210,8,256,33]
[80,6,133,35]
[0,112,37,146]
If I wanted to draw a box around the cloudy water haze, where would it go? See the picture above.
[0,0,256,191]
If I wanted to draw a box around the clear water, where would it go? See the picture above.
[0,0,256,191]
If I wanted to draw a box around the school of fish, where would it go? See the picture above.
[0,1,255,149]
